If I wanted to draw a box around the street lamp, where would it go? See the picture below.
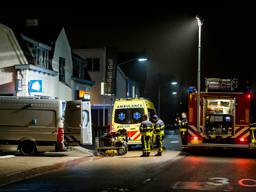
[196,16,203,130]
[158,81,178,116]
[117,57,148,66]
[171,81,178,85]
[117,57,148,98]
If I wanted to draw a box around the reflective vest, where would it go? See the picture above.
[140,120,153,137]
[154,119,165,136]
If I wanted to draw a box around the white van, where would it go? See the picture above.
[0,96,66,155]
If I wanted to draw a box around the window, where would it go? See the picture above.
[24,39,51,69]
[93,58,100,71]
[59,57,65,82]
[86,58,100,72]
[114,108,144,124]
[207,99,233,115]
[73,59,80,78]
[87,58,92,71]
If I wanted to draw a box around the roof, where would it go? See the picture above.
[15,26,63,46]
[12,26,63,64]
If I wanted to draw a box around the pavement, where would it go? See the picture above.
[0,146,95,187]
[0,132,181,188]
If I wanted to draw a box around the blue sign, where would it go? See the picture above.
[29,80,42,93]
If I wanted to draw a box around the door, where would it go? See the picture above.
[81,101,93,145]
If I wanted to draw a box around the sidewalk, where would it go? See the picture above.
[0,146,95,187]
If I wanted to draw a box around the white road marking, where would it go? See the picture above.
[143,178,152,184]
[0,155,15,159]
[238,178,256,187]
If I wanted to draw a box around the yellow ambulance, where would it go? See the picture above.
[112,98,156,145]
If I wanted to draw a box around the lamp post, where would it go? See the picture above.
[196,16,202,130]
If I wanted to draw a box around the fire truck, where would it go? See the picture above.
[180,78,256,149]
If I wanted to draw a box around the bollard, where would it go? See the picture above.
[95,137,99,149]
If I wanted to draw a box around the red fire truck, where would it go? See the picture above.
[180,78,256,149]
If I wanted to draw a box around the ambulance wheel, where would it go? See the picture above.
[19,141,37,156]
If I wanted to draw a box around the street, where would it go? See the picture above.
[1,132,256,192]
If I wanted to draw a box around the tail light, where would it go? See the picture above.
[190,135,201,144]
[239,137,245,142]
[246,93,252,99]
[239,137,246,143]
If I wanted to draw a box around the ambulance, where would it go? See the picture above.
[112,98,156,145]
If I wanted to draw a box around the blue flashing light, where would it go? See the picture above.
[118,113,126,121]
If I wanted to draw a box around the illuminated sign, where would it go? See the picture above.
[116,104,143,109]
[205,78,238,91]
[29,80,42,93]
[105,48,117,95]
[78,90,91,100]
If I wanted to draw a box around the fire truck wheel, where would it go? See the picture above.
[19,141,37,156]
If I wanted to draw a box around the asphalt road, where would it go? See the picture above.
[1,132,256,192]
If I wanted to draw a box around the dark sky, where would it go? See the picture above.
[1,0,255,87]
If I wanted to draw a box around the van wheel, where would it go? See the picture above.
[19,141,37,156]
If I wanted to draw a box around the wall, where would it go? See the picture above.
[0,67,15,94]
[0,24,27,68]
[16,69,57,97]
[0,23,27,95]
[74,48,113,105]
[52,28,73,100]
[116,66,127,98]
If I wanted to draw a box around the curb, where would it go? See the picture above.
[0,152,97,188]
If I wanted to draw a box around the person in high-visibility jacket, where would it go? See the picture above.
[152,114,165,156]
[140,114,153,157]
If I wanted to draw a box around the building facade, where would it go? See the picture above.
[74,47,142,131]
[0,23,93,101]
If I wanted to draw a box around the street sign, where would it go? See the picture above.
[29,80,42,93]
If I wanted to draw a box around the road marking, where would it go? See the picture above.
[143,178,152,184]
[170,140,179,143]
[100,187,130,192]
[172,177,232,191]
[238,178,256,187]
[0,155,15,159]
[207,177,229,186]
[172,181,215,190]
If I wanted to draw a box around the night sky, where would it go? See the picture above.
[1,0,255,121]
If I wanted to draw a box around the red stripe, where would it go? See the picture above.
[236,129,250,139]
[128,131,137,138]
[235,127,245,134]
[133,133,141,141]
[188,126,201,136]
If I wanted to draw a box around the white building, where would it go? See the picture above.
[0,23,94,101]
